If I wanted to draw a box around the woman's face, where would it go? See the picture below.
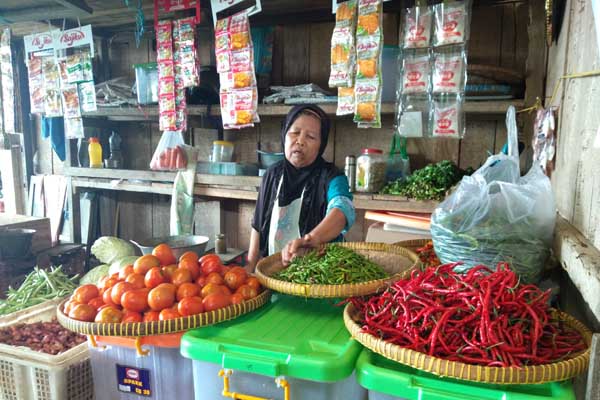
[284,113,322,168]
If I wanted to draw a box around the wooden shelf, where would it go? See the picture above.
[65,168,438,213]
[83,100,524,121]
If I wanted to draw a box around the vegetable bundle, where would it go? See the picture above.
[381,160,472,200]
[0,266,78,315]
[349,262,586,367]
[274,245,388,284]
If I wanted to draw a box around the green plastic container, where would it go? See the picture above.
[356,349,576,400]
[181,294,367,400]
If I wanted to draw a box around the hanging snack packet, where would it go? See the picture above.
[66,53,84,83]
[81,51,93,82]
[357,0,382,36]
[432,51,465,94]
[44,88,63,117]
[354,78,381,128]
[396,95,431,138]
[434,2,468,46]
[403,6,433,49]
[221,88,256,129]
[57,57,69,84]
[432,96,464,138]
[337,87,355,116]
[336,0,357,27]
[61,85,81,118]
[159,61,175,78]
[64,117,84,139]
[27,57,44,113]
[401,54,430,94]
[329,27,355,87]
[356,34,381,79]
[42,58,60,88]
[78,81,97,112]
[156,20,173,61]
[174,17,199,88]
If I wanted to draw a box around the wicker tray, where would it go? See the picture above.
[57,290,271,337]
[393,239,431,253]
[255,242,418,298]
[344,303,592,385]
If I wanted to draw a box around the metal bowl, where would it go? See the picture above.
[130,235,209,259]
[257,150,284,169]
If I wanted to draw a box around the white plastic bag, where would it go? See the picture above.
[430,106,556,283]
[150,130,188,171]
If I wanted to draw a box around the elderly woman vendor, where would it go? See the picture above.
[246,104,355,271]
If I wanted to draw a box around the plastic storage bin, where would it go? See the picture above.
[134,62,159,104]
[196,161,258,176]
[89,333,194,400]
[355,349,576,400]
[211,140,234,162]
[181,294,367,400]
[0,299,93,400]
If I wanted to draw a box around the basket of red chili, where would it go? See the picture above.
[344,262,592,384]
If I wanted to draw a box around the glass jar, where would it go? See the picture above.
[355,148,386,193]
[88,137,103,168]
[215,233,227,254]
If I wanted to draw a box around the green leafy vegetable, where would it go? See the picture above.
[108,256,140,276]
[91,236,136,264]
[80,264,110,285]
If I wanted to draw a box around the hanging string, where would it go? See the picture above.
[77,17,81,28]
[516,97,542,114]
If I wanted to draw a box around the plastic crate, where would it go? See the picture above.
[0,299,93,400]
[181,294,367,400]
[89,333,194,400]
[356,349,576,400]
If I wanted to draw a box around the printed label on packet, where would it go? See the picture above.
[337,87,355,115]
[432,55,463,93]
[435,3,466,46]
[402,56,430,94]
[216,50,231,73]
[230,49,253,73]
[433,103,459,137]
[404,7,432,48]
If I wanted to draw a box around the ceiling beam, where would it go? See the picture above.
[0,6,84,23]
[53,0,93,15]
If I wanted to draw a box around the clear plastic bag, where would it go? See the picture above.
[150,130,188,171]
[431,94,465,138]
[430,106,556,283]
[386,134,411,182]
[396,94,431,138]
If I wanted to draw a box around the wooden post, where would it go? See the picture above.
[586,334,600,400]
[0,134,26,214]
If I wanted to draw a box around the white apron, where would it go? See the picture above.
[268,177,306,256]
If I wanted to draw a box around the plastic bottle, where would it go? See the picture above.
[88,137,103,168]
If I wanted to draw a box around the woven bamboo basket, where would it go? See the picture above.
[393,239,431,253]
[56,290,271,337]
[344,303,592,385]
[255,242,418,298]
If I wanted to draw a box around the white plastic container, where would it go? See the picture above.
[89,335,194,400]
[0,299,93,400]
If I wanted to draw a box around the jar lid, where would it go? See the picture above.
[89,137,99,143]
[213,140,234,147]
[361,148,383,154]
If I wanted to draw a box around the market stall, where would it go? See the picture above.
[0,0,599,399]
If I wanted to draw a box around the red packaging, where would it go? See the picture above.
[432,100,461,138]
[402,55,430,94]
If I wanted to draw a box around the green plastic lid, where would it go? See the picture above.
[181,295,361,382]
[133,62,158,70]
[355,349,575,400]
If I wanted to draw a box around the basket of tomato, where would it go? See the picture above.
[57,245,270,339]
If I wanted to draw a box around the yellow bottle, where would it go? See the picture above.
[88,137,103,168]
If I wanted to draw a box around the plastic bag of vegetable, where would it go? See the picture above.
[430,106,555,283]
[90,236,136,264]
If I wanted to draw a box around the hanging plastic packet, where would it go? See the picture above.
[396,95,430,138]
[64,117,84,139]
[81,50,93,82]
[432,50,466,94]
[78,81,97,112]
[221,88,257,129]
[433,2,469,47]
[156,20,173,61]
[357,0,382,36]
[356,34,381,79]
[401,53,430,94]
[66,53,84,83]
[432,95,465,138]
[150,130,188,171]
[337,87,355,115]
[354,78,381,128]
[61,84,81,118]
[27,56,44,113]
[42,58,60,88]
[402,6,433,49]
[173,17,199,88]
[57,57,69,84]
[329,27,356,87]
[386,134,411,182]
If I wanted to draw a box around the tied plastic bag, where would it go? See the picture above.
[430,106,556,283]
[150,130,188,171]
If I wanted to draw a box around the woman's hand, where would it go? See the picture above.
[281,233,320,266]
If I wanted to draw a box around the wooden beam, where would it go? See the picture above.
[53,0,93,15]
[0,6,84,23]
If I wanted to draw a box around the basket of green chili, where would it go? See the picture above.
[255,242,418,298]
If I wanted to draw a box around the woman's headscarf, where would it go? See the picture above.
[279,104,330,206]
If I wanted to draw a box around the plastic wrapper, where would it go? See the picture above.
[532,107,557,176]
[150,130,188,171]
[431,107,556,283]
[220,88,258,129]
[329,27,356,87]
[173,17,199,88]
[357,0,382,36]
[61,84,81,118]
[335,0,357,28]
[401,53,430,94]
[433,2,469,47]
[44,88,63,117]
[431,95,464,138]
[57,57,69,84]
[27,56,44,113]
[81,51,93,82]
[64,117,84,139]
[219,71,255,89]
[78,81,97,112]
[66,53,84,83]
[402,6,433,49]
[356,34,381,79]
[42,58,60,87]
[159,61,175,78]
[432,50,466,94]
[353,78,381,128]
[396,95,431,138]
[337,87,355,116]
[159,111,176,131]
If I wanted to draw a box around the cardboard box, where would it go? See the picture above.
[365,222,431,244]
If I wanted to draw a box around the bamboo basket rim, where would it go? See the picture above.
[56,290,271,337]
[255,242,418,299]
[344,302,592,385]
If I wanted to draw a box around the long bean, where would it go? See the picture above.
[274,245,388,284]
[0,266,78,315]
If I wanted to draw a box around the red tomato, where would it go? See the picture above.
[69,303,96,322]
[202,293,232,312]
[230,293,244,305]
[224,270,247,291]
[125,273,146,290]
[179,258,200,280]
[159,308,181,320]
[73,284,99,304]
[88,297,105,311]
[121,288,150,313]
[236,284,258,300]
[201,283,223,298]
[143,311,160,322]
[148,284,175,311]
[122,311,143,323]
[94,306,123,323]
[199,254,221,265]
[201,259,222,276]
[177,296,204,316]
[171,268,193,286]
[220,285,232,296]
[63,299,81,315]
[111,282,135,306]
[246,276,261,291]
[118,264,134,280]
[133,255,161,275]
[196,276,207,288]
[176,282,200,301]
[102,288,116,307]
[152,243,177,266]
[179,251,199,264]
[145,267,166,289]
[206,272,224,286]
[162,265,178,282]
